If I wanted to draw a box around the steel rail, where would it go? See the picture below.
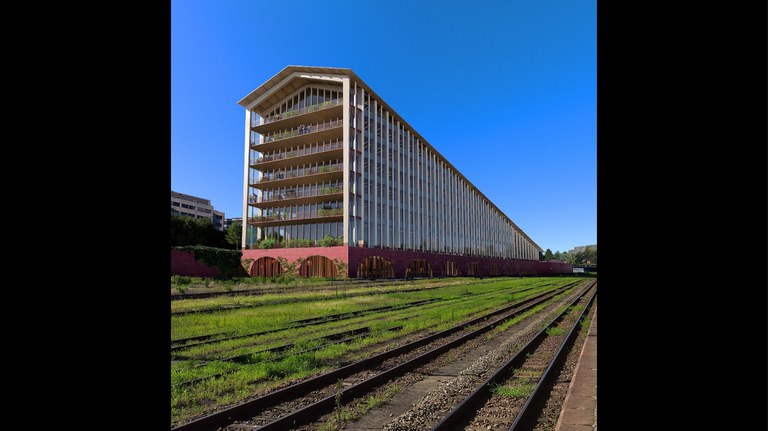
[172,284,461,315]
[175,326,404,389]
[507,293,596,431]
[171,279,587,431]
[172,281,547,350]
[170,276,565,304]
[171,279,385,301]
[430,281,597,431]
[171,298,439,351]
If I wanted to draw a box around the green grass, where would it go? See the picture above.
[170,277,584,425]
[171,275,192,285]
[172,276,576,364]
[546,326,566,336]
[490,284,578,336]
[171,278,568,341]
[492,382,537,398]
[170,277,522,314]
[317,383,403,431]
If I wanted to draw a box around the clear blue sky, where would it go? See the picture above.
[171,0,595,254]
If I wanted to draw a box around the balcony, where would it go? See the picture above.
[250,141,343,171]
[249,186,344,208]
[247,208,343,227]
[252,119,344,153]
[252,99,344,134]
[249,164,343,189]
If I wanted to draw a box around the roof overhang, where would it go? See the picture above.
[238,66,355,114]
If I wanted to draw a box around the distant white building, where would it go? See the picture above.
[171,190,225,231]
[224,217,243,231]
[572,267,585,273]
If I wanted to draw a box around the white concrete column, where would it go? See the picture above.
[384,111,390,249]
[342,78,350,246]
[241,109,251,249]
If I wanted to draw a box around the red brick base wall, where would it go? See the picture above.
[537,260,574,275]
[170,249,220,278]
[239,246,572,278]
[347,247,562,278]
[241,246,349,277]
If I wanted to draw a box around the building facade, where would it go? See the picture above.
[171,190,225,231]
[224,217,243,231]
[238,66,562,278]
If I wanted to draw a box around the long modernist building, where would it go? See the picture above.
[238,66,570,278]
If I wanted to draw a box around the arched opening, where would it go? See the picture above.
[357,256,395,279]
[405,259,433,278]
[251,257,282,277]
[444,260,459,276]
[299,255,338,278]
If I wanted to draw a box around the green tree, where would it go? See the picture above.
[562,245,597,266]
[553,251,562,261]
[225,220,242,249]
[543,248,554,260]
[576,245,597,265]
[170,215,228,248]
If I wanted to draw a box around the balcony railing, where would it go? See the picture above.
[252,141,343,164]
[258,186,344,204]
[260,99,342,125]
[261,119,343,144]
[252,164,343,184]
[248,208,343,223]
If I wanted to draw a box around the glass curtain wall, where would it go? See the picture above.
[348,81,538,259]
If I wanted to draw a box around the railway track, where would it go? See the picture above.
[429,285,597,430]
[171,279,591,430]
[171,277,554,301]
[173,282,354,301]
[174,326,404,389]
[172,284,562,390]
[172,284,557,389]
[172,281,555,352]
[171,298,439,351]
[171,277,533,315]
[171,278,435,301]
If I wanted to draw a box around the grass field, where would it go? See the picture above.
[170,276,583,425]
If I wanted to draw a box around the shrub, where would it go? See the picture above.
[318,235,343,247]
[173,246,245,279]
[258,238,277,249]
[241,258,254,272]
[171,275,191,285]
[333,259,348,278]
[285,238,313,248]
